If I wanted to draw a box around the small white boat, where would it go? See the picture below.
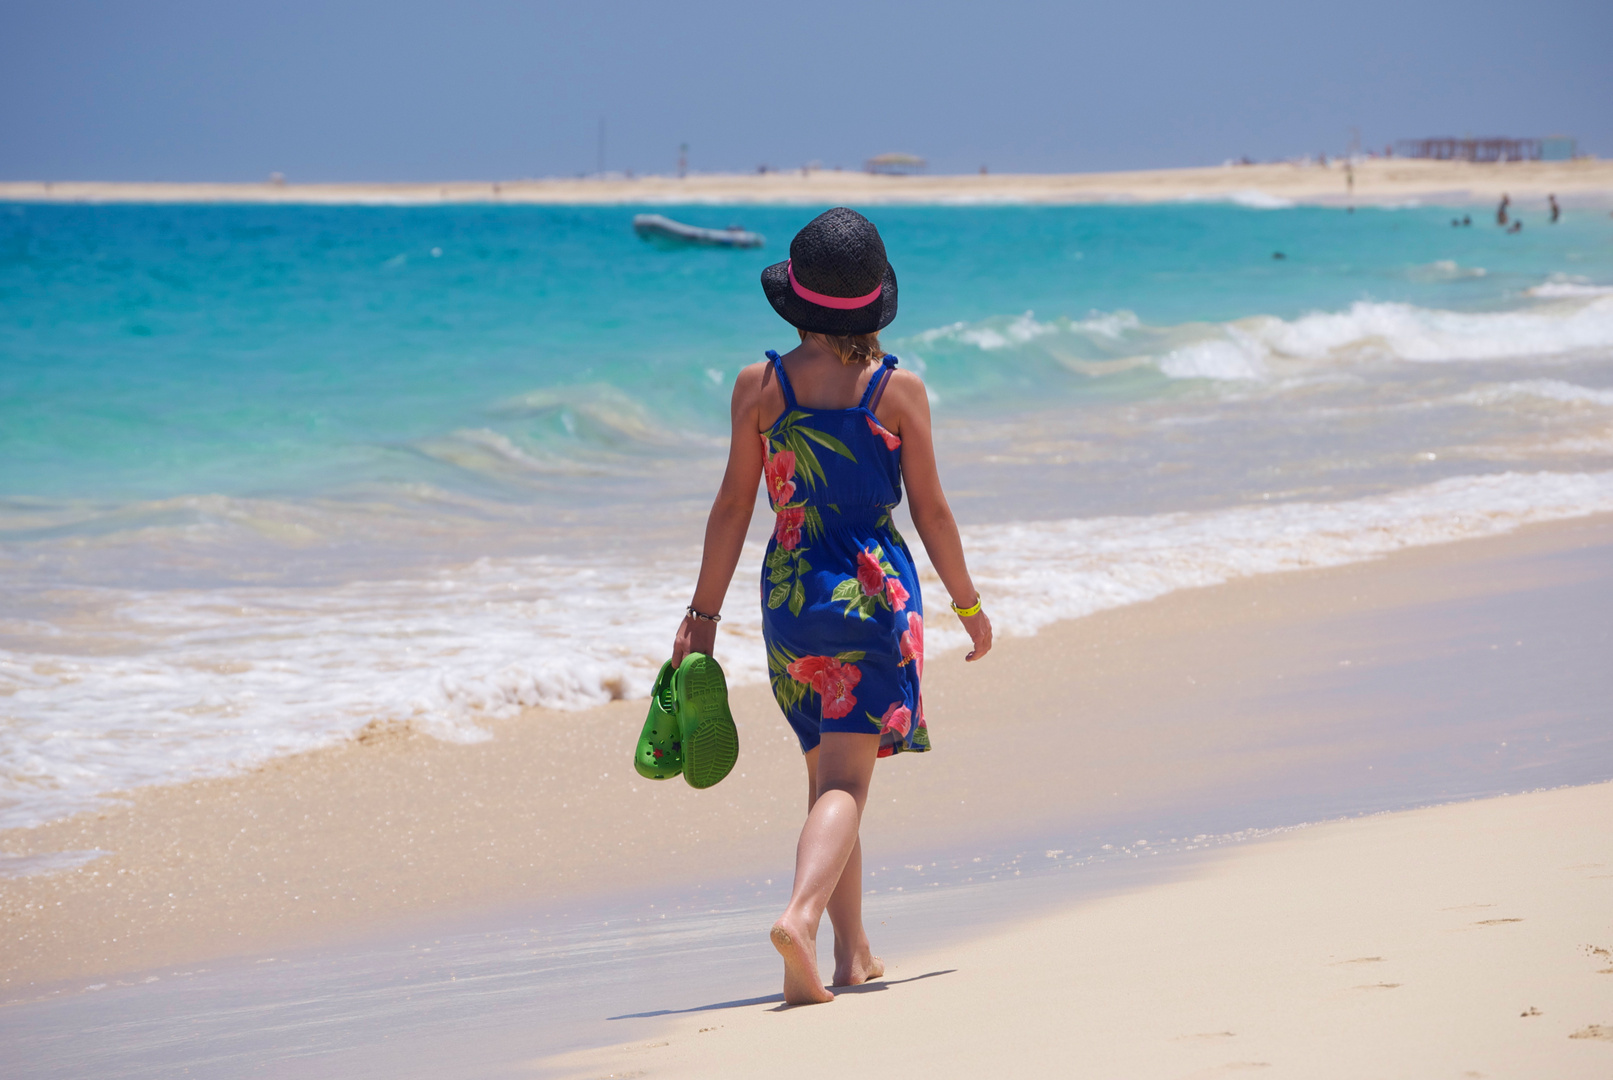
[632,214,764,249]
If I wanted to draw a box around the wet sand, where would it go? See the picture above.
[3,512,1609,995]
[2,158,1610,208]
[551,778,1613,1079]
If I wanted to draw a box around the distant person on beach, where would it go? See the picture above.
[672,207,992,1005]
[1549,194,1560,223]
[1497,194,1510,226]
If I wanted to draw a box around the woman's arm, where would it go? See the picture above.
[672,364,768,665]
[881,371,993,662]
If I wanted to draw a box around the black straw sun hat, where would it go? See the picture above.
[760,207,898,335]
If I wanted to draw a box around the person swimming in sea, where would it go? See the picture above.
[670,207,993,1005]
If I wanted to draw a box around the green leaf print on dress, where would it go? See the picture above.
[768,412,857,492]
[830,543,908,620]
[762,442,826,617]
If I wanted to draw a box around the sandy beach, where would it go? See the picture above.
[4,511,1610,1004]
[3,158,1610,208]
[553,779,1613,1079]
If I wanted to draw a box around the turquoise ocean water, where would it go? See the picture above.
[4,199,1613,829]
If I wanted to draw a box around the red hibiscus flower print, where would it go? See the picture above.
[865,415,901,451]
[786,655,862,719]
[774,506,805,551]
[900,612,924,676]
[878,701,912,739]
[818,661,861,719]
[763,449,797,508]
[884,576,909,611]
[856,548,886,596]
[786,655,836,688]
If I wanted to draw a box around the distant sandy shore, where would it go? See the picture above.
[3,158,1610,208]
[552,780,1613,1079]
[3,513,1609,994]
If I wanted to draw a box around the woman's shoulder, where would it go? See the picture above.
[733,359,775,398]
[732,359,786,426]
[873,365,928,434]
[882,365,927,401]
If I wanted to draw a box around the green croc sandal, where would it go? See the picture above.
[633,660,683,780]
[674,652,739,789]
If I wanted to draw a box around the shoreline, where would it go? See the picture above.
[3,511,1609,993]
[3,158,1610,208]
[550,779,1613,1079]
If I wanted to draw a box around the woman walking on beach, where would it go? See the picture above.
[672,208,993,1005]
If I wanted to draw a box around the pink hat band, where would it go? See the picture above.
[787,260,883,310]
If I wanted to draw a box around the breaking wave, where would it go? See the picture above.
[901,288,1613,385]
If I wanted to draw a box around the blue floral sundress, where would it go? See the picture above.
[760,350,928,758]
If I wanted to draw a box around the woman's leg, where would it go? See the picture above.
[772,731,881,1004]
[825,831,884,987]
[803,750,885,987]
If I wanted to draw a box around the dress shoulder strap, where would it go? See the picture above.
[765,349,798,410]
[860,354,899,413]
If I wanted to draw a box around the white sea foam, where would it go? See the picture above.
[1176,190,1296,210]
[915,311,1057,351]
[1458,379,1613,408]
[1526,275,1613,299]
[906,290,1613,382]
[935,470,1613,649]
[1245,295,1613,364]
[1158,294,1613,379]
[6,470,1613,830]
[1157,328,1268,381]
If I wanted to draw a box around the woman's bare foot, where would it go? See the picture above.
[831,942,885,987]
[770,919,834,1005]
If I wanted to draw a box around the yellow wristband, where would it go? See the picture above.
[950,595,983,618]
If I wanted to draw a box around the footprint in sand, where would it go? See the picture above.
[1334,956,1385,965]
[1354,983,1402,990]
[1568,1025,1612,1041]
[1520,1006,1542,1017]
[1473,918,1523,926]
[1173,1031,1237,1042]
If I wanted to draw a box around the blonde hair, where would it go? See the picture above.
[799,329,884,366]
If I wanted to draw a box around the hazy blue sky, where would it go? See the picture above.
[3,0,1608,181]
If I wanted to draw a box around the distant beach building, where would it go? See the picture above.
[865,152,927,175]
[1540,135,1579,161]
[1395,135,1577,163]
